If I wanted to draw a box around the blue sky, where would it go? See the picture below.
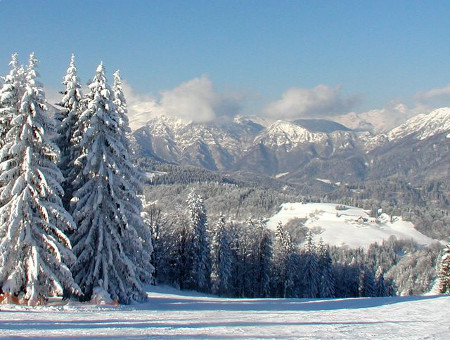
[1,0,450,126]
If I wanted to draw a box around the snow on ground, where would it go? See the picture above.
[0,285,448,339]
[266,203,437,249]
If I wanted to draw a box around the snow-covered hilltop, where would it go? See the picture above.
[266,202,438,249]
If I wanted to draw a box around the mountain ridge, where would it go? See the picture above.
[132,108,450,184]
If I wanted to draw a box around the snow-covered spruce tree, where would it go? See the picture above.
[228,220,251,297]
[0,53,80,305]
[317,239,335,298]
[54,54,83,209]
[302,230,319,298]
[273,221,296,298]
[0,53,24,146]
[211,214,232,295]
[438,239,450,294]
[112,70,130,138]
[167,208,193,289]
[186,190,211,292]
[251,218,272,298]
[70,63,153,304]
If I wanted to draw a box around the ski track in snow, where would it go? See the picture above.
[0,286,448,339]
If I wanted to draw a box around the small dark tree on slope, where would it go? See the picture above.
[0,54,80,305]
[375,266,387,297]
[70,63,152,304]
[438,239,450,294]
[359,266,376,297]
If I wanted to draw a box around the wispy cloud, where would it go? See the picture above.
[160,75,242,123]
[122,75,244,129]
[121,81,164,130]
[263,85,360,120]
[414,84,450,107]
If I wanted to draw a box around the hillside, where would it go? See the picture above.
[266,202,438,249]
[0,286,448,339]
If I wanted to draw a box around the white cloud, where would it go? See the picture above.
[263,85,360,120]
[122,76,244,129]
[160,75,242,123]
[334,101,419,133]
[414,84,450,107]
[160,76,219,123]
[121,81,164,130]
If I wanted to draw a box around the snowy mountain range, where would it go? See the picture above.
[132,107,450,184]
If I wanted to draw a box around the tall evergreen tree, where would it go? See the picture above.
[167,209,192,289]
[186,190,211,292]
[317,239,335,298]
[211,214,232,295]
[302,230,319,298]
[358,266,376,297]
[228,221,251,297]
[70,63,152,304]
[251,218,272,298]
[438,239,450,294]
[273,222,296,298]
[54,54,83,209]
[0,54,80,305]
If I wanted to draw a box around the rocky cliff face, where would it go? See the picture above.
[132,108,450,184]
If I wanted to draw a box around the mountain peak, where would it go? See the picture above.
[388,107,450,141]
[293,118,352,133]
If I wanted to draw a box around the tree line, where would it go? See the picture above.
[144,194,397,299]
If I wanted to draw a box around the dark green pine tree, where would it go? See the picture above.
[54,54,83,210]
[317,239,335,298]
[211,214,232,295]
[438,239,450,294]
[303,230,319,298]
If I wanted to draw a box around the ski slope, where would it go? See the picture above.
[266,203,437,249]
[0,286,448,339]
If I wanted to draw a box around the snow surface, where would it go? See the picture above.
[0,285,448,339]
[266,203,437,249]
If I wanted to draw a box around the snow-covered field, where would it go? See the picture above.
[267,203,437,249]
[0,286,448,339]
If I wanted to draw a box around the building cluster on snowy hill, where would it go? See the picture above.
[0,53,153,305]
